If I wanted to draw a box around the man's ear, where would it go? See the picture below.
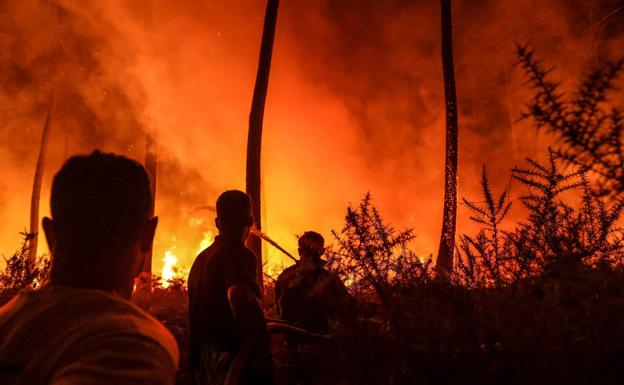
[215,217,221,231]
[42,217,56,253]
[139,216,158,253]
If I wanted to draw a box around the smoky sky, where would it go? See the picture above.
[1,0,623,270]
[279,0,624,230]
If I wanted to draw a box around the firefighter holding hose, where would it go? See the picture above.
[274,231,354,385]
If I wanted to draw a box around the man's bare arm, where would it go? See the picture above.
[226,284,275,385]
[227,284,267,336]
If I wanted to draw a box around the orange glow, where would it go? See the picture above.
[196,231,215,256]
[160,230,214,285]
[161,250,179,287]
[1,1,622,278]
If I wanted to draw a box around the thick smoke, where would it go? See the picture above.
[281,0,624,250]
[0,0,622,272]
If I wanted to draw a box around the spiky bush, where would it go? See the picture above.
[455,166,514,288]
[0,232,50,296]
[456,152,624,288]
[325,193,432,304]
[516,44,624,200]
[455,45,624,289]
[512,153,624,271]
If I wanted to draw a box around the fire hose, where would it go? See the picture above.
[224,319,330,385]
[250,227,298,263]
[193,202,298,263]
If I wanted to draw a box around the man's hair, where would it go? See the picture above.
[50,151,152,284]
[298,231,325,260]
[216,190,253,230]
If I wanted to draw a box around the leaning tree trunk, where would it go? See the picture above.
[143,134,157,277]
[435,0,459,279]
[27,102,54,265]
[246,0,280,292]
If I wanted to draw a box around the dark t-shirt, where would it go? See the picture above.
[0,285,178,385]
[188,234,259,357]
[275,262,353,336]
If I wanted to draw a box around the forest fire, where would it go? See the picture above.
[161,250,178,287]
[160,230,215,286]
[1,0,623,273]
[1,1,624,384]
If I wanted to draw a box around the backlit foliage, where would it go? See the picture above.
[325,193,432,303]
[456,152,624,288]
[517,44,624,199]
[0,232,50,296]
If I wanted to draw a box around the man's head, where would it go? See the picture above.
[215,190,254,239]
[43,151,157,298]
[297,231,325,263]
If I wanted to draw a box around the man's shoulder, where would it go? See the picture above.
[0,287,179,384]
[189,247,213,281]
[1,286,179,366]
[86,294,179,367]
[276,264,300,286]
[277,264,298,278]
[239,244,258,263]
[217,241,257,271]
[203,238,256,262]
[189,242,229,284]
[226,239,256,257]
[318,267,339,279]
[317,268,347,287]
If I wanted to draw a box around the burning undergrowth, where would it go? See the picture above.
[2,1,624,383]
[0,232,50,300]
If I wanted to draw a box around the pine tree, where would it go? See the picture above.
[435,0,460,279]
[142,134,157,277]
[27,100,53,265]
[247,0,280,290]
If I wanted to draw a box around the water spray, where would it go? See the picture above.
[250,227,298,263]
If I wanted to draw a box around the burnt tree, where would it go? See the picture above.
[435,0,459,279]
[27,101,53,265]
[246,0,279,290]
[142,134,157,277]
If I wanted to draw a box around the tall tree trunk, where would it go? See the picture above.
[246,0,280,292]
[143,134,157,277]
[435,0,459,279]
[261,172,268,262]
[28,101,54,265]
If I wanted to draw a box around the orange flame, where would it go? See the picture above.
[160,230,215,286]
[161,250,178,288]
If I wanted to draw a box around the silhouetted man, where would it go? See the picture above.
[274,231,353,385]
[275,231,352,336]
[0,151,179,385]
[188,190,274,385]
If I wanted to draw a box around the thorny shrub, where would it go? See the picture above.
[0,232,50,297]
[516,44,624,200]
[456,152,624,288]
[325,193,432,304]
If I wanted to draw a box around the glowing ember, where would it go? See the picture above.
[32,277,44,289]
